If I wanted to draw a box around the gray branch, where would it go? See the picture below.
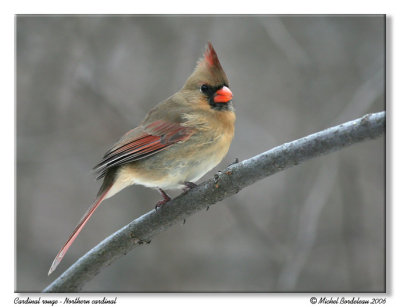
[43,111,385,292]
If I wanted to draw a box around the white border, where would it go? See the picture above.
[3,1,398,306]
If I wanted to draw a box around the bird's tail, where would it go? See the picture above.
[47,185,112,275]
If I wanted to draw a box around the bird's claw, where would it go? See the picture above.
[155,188,171,210]
[182,181,197,193]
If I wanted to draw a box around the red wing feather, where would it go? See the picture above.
[94,120,194,178]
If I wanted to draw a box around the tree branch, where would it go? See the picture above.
[43,111,385,292]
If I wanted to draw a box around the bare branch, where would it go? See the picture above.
[43,111,385,292]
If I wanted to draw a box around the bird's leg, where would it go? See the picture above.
[155,188,171,210]
[183,181,198,193]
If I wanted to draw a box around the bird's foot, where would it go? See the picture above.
[182,181,197,193]
[155,188,171,210]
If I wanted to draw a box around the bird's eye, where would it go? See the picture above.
[200,84,209,94]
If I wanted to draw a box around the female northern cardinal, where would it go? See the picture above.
[48,42,235,275]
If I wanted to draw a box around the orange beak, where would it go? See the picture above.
[214,86,233,103]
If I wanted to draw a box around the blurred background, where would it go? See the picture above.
[16,15,385,292]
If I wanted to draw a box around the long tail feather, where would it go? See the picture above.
[48,185,112,275]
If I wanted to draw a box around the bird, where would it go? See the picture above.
[48,42,235,275]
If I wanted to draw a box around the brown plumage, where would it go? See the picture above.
[48,42,235,275]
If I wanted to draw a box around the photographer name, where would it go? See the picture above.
[316,297,386,304]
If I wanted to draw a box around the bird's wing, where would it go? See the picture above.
[94,120,194,179]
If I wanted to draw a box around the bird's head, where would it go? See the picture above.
[182,42,233,112]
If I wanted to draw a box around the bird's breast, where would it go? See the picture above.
[120,126,234,190]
